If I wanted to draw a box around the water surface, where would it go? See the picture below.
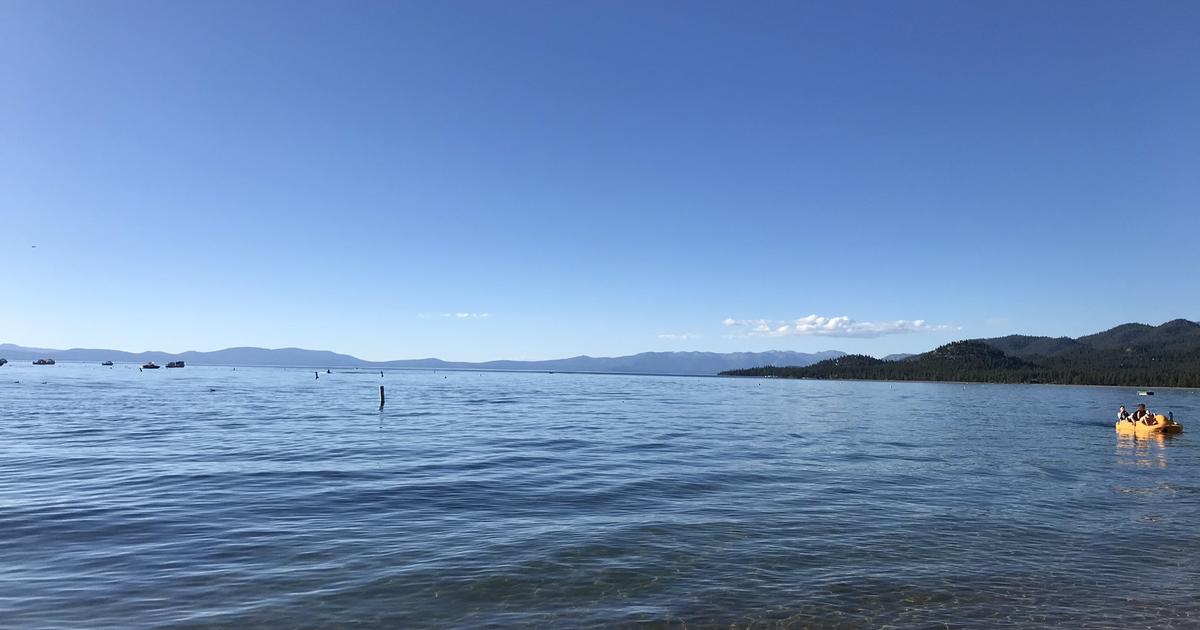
[2,363,1198,628]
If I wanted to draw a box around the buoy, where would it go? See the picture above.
[379,385,385,407]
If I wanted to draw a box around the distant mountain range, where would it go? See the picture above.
[722,319,1200,388]
[0,344,845,376]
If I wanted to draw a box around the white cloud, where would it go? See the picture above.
[657,333,701,340]
[723,314,951,338]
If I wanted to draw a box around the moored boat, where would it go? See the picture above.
[143,362,161,369]
[0,358,7,366]
[33,358,56,365]
[166,361,185,368]
[101,361,114,366]
[1138,390,1154,396]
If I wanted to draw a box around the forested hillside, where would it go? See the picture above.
[722,320,1200,387]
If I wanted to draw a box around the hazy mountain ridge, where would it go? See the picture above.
[0,344,365,367]
[0,344,845,376]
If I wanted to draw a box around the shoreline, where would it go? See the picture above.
[2,360,724,379]
[13,361,1200,390]
[719,374,1200,392]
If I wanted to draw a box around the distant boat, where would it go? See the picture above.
[0,358,7,366]
[1138,391,1154,396]
[165,361,185,368]
[101,361,114,366]
[33,358,56,365]
[142,362,161,369]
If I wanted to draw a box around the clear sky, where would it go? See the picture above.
[2,1,1198,361]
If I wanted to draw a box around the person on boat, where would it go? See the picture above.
[1131,404,1157,425]
[1117,406,1131,422]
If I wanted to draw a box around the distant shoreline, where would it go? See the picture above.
[0,345,843,376]
[719,374,1200,392]
[5,360,724,379]
[18,360,1199,390]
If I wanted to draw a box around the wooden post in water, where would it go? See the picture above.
[379,385,385,408]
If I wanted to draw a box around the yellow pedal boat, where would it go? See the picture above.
[1116,414,1183,437]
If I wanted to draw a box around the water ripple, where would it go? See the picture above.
[1,366,1198,628]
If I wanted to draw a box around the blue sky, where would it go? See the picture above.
[2,1,1198,361]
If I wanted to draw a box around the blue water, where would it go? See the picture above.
[2,363,1199,628]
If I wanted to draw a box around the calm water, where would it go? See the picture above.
[2,363,1199,628]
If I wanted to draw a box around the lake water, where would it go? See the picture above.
[2,363,1199,628]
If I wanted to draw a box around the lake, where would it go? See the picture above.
[2,363,1198,628]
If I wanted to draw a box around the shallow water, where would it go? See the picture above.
[2,363,1198,628]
